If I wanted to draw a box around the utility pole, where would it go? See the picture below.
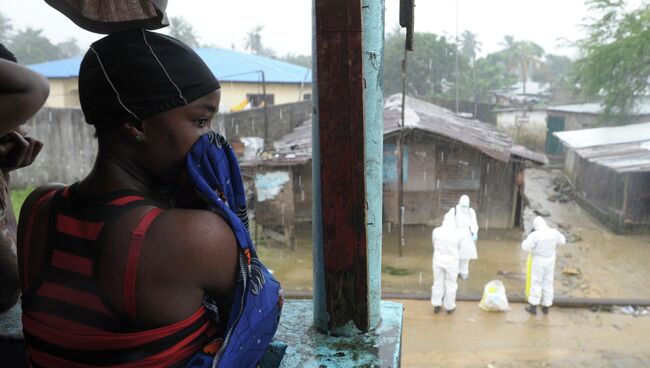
[455,0,460,114]
[397,50,406,257]
[261,70,268,143]
[398,0,414,257]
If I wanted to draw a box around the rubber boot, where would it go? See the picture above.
[525,304,537,315]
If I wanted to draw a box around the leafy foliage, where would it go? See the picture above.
[0,12,81,64]
[573,0,650,116]
[383,29,519,102]
[169,16,200,48]
[10,27,63,64]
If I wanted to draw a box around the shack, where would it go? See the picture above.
[554,122,650,233]
[241,95,547,242]
[545,99,650,155]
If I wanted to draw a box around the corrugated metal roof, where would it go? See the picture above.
[384,94,517,162]
[548,98,650,116]
[553,122,650,149]
[242,95,547,166]
[27,48,312,84]
[511,145,549,165]
[575,141,650,173]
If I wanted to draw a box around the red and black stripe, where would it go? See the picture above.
[21,185,218,367]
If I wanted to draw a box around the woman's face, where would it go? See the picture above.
[137,89,221,185]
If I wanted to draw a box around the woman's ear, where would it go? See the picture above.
[123,122,145,142]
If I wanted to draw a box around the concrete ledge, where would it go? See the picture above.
[2,301,404,367]
[275,300,403,367]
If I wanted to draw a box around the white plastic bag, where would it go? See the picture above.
[478,280,511,312]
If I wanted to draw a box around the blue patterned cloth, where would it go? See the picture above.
[184,132,283,368]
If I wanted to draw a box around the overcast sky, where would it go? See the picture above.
[0,1,643,59]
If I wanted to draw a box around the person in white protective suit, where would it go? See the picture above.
[431,212,463,314]
[522,216,567,315]
[447,195,478,280]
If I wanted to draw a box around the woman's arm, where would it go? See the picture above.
[0,59,50,136]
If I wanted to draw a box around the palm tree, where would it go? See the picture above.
[461,31,482,111]
[244,25,265,55]
[500,35,516,50]
[500,36,545,95]
[461,30,481,65]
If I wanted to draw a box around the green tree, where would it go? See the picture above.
[573,0,650,117]
[500,36,545,94]
[460,30,482,103]
[9,27,62,64]
[57,38,81,58]
[473,52,518,103]
[0,12,13,45]
[280,53,311,68]
[168,16,200,48]
[460,30,481,64]
[244,25,275,57]
[532,54,573,87]
[383,28,468,98]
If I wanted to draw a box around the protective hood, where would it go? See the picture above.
[533,216,548,231]
[441,211,456,228]
[459,194,470,208]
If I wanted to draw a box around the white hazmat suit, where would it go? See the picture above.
[447,195,478,279]
[522,216,567,307]
[431,212,463,311]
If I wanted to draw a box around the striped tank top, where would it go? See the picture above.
[20,186,219,367]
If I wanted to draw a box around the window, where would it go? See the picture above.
[246,94,274,107]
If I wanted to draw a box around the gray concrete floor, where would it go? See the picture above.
[398,299,650,368]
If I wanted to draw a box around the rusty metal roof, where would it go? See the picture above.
[575,141,650,173]
[241,94,547,166]
[383,94,538,162]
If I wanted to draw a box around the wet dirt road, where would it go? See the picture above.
[399,299,650,368]
[258,168,650,299]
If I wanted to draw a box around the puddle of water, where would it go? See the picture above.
[256,168,650,299]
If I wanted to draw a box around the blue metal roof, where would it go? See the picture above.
[27,48,312,84]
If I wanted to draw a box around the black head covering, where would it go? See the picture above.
[0,43,17,62]
[79,29,220,128]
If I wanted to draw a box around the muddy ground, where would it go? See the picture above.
[399,299,650,368]
[257,168,650,299]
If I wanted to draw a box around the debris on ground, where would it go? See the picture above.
[566,232,582,243]
[496,270,526,280]
[552,176,574,194]
[590,305,613,313]
[533,209,551,217]
[562,267,581,276]
[612,306,650,317]
[547,192,572,203]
